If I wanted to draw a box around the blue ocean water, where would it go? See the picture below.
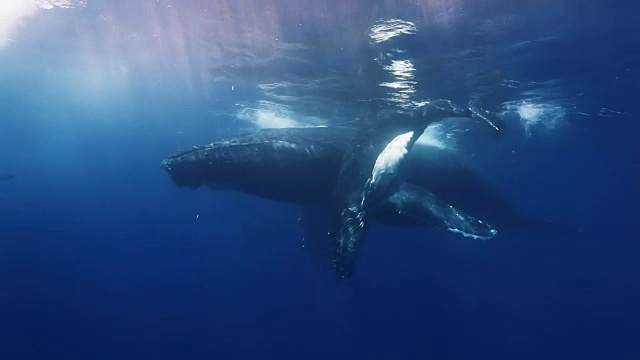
[1,0,638,359]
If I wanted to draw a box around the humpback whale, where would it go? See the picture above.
[162,124,505,278]
[161,17,522,278]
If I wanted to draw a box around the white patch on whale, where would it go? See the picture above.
[366,131,414,202]
[416,123,450,150]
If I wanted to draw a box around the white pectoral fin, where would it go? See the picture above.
[433,199,497,240]
[366,131,415,202]
[385,183,498,240]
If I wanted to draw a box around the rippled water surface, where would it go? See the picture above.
[1,1,638,359]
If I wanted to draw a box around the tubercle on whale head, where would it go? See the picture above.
[161,158,200,189]
[161,137,264,191]
[160,145,223,189]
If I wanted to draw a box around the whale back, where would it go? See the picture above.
[161,127,353,204]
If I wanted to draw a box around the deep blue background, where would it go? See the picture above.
[1,1,639,359]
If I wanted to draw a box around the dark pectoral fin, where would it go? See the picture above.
[329,130,380,279]
[330,198,369,279]
[330,159,371,279]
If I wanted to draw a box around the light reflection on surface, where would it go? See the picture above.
[2,0,621,136]
[0,0,88,49]
[0,1,38,49]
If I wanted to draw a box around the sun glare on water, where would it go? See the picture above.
[0,0,87,50]
[0,1,38,49]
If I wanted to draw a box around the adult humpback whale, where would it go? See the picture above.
[161,126,518,224]
[161,125,507,277]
